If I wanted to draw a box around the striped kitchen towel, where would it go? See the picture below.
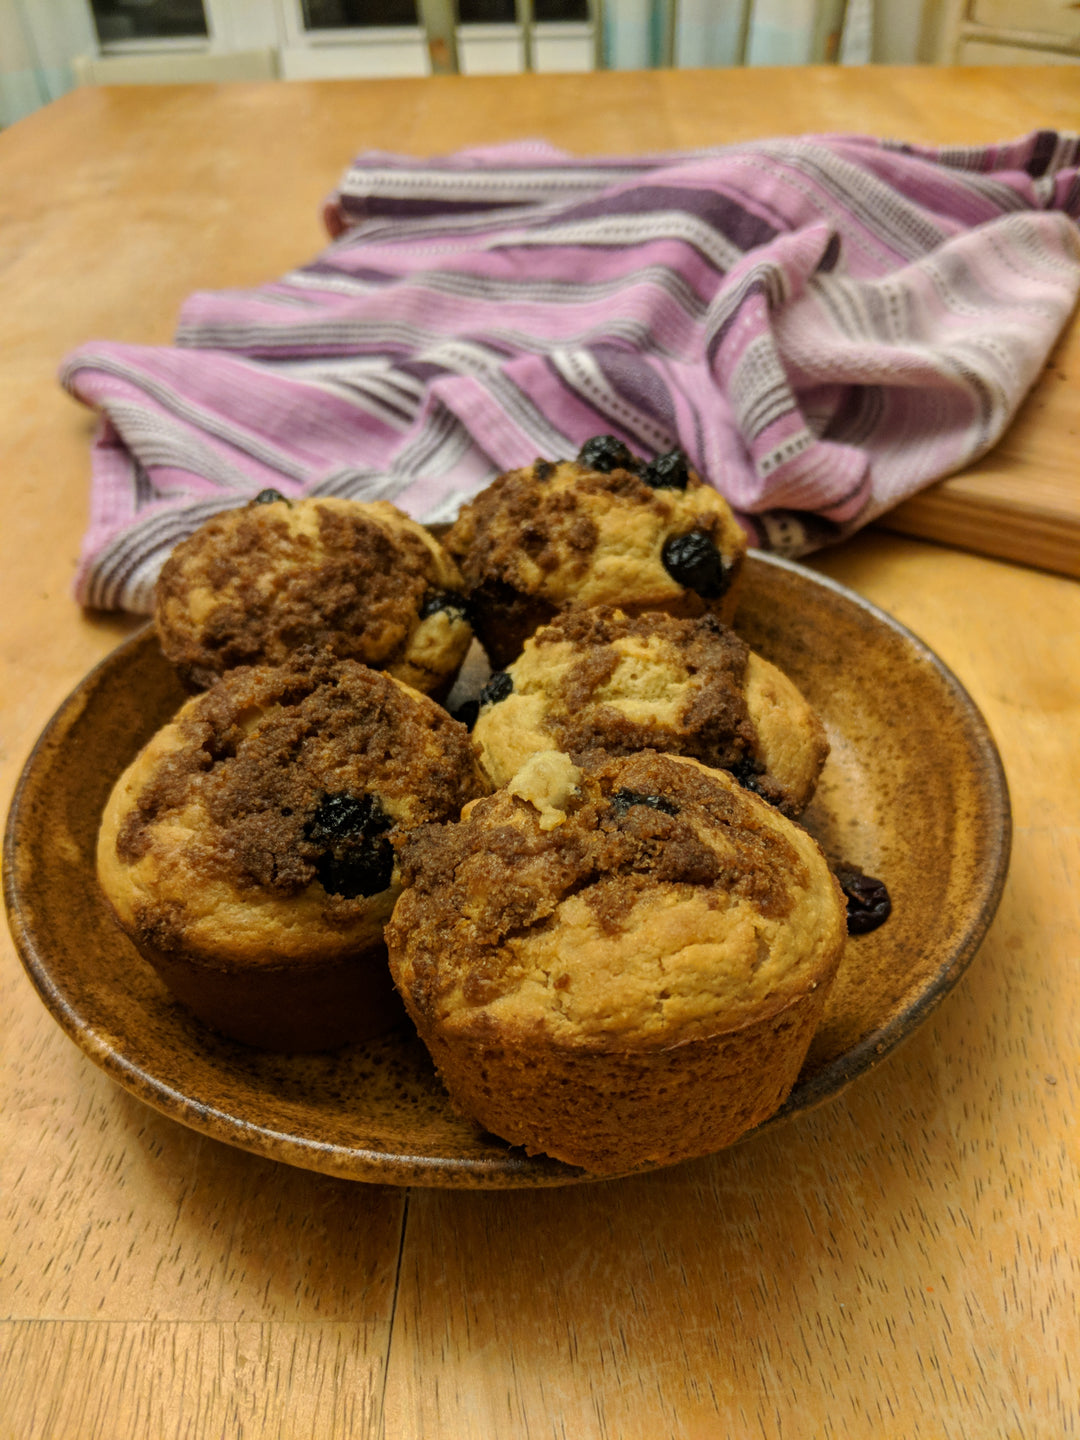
[62,130,1080,612]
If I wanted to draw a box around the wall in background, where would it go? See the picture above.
[0,1,946,131]
[873,0,929,63]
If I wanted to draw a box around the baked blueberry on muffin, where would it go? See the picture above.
[471,607,828,817]
[97,650,489,1051]
[443,440,748,669]
[385,749,846,1174]
[155,494,472,697]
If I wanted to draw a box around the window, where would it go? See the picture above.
[89,0,209,43]
[301,0,420,29]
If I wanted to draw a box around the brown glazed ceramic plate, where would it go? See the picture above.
[3,555,1010,1188]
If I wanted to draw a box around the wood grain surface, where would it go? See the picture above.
[1,68,1078,1439]
[881,327,1080,578]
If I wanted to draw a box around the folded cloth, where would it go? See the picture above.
[62,130,1080,612]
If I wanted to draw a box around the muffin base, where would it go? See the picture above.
[408,982,830,1175]
[135,936,407,1052]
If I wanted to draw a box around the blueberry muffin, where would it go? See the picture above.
[385,749,846,1174]
[444,438,748,669]
[155,493,472,697]
[471,607,828,817]
[97,650,489,1051]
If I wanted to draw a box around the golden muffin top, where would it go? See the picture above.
[443,441,748,667]
[98,650,489,965]
[155,494,471,694]
[472,606,828,816]
[386,749,845,1047]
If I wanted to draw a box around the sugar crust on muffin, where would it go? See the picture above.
[472,607,828,817]
[155,495,471,695]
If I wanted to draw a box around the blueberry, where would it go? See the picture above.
[315,845,393,901]
[577,435,640,474]
[641,449,690,491]
[728,758,765,797]
[610,788,680,818]
[479,671,513,706]
[306,793,383,842]
[450,698,480,731]
[419,590,469,622]
[250,488,290,506]
[834,868,892,935]
[661,531,732,600]
[304,792,394,900]
[534,460,556,481]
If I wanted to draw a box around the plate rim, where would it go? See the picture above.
[3,552,1012,1186]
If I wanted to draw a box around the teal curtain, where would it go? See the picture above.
[602,0,855,70]
[0,0,89,127]
[602,0,672,69]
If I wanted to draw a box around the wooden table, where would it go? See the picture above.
[1,68,1077,1439]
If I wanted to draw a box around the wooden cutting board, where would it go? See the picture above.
[874,322,1080,578]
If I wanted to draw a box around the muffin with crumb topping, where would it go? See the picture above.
[385,748,846,1175]
[472,606,828,816]
[155,493,472,697]
[97,649,489,1051]
[444,438,748,669]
